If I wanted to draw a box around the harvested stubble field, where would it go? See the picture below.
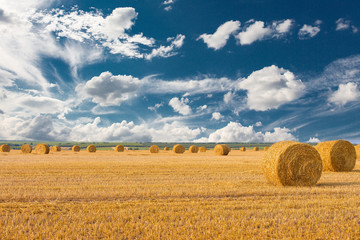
[0,150,359,239]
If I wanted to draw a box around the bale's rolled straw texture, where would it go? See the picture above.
[21,144,32,153]
[164,147,170,151]
[149,145,159,153]
[115,145,125,152]
[0,144,10,152]
[214,144,231,155]
[253,147,259,151]
[262,141,322,186]
[87,145,96,153]
[72,145,80,152]
[199,146,207,152]
[34,143,50,154]
[264,146,269,151]
[173,144,185,154]
[240,147,246,152]
[189,145,199,153]
[355,144,360,159]
[315,140,356,172]
[51,145,61,152]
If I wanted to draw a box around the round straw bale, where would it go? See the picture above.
[355,144,360,159]
[72,145,80,152]
[199,146,207,152]
[0,144,10,152]
[164,147,170,151]
[87,145,96,153]
[315,140,356,172]
[253,147,259,151]
[35,143,50,154]
[149,145,159,153]
[115,145,124,152]
[264,146,269,151]
[240,147,246,152]
[262,141,322,186]
[51,145,61,152]
[21,144,32,153]
[189,145,199,153]
[173,144,185,154]
[214,144,230,155]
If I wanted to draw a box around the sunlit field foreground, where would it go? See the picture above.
[0,150,359,239]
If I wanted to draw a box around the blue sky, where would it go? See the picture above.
[1,0,360,143]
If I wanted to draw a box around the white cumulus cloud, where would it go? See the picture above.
[169,97,192,115]
[298,20,321,39]
[328,82,360,106]
[211,112,223,120]
[145,34,185,60]
[308,137,320,143]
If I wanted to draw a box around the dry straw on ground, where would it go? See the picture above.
[173,144,185,154]
[355,144,360,159]
[34,143,50,154]
[262,141,322,186]
[87,145,97,153]
[115,145,125,152]
[189,145,199,153]
[240,147,246,152]
[315,140,356,172]
[72,145,81,152]
[164,147,170,151]
[253,147,259,151]
[51,145,61,152]
[0,144,10,152]
[149,145,159,153]
[21,144,32,153]
[214,144,231,155]
[264,146,269,151]
[199,146,207,152]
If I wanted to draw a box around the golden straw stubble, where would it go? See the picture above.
[72,145,81,152]
[149,145,159,153]
[87,145,96,153]
[189,145,199,153]
[214,144,231,155]
[21,144,32,153]
[199,146,207,152]
[262,141,322,186]
[173,144,185,154]
[115,145,124,152]
[51,145,61,152]
[315,140,356,172]
[34,143,50,154]
[0,144,10,152]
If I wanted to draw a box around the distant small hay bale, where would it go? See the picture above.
[164,147,170,151]
[72,145,81,152]
[262,141,322,186]
[264,146,269,151]
[87,145,96,153]
[355,144,360,159]
[240,147,246,152]
[149,145,159,153]
[115,145,125,152]
[51,145,61,152]
[214,144,230,155]
[199,146,207,152]
[21,144,32,153]
[0,144,10,152]
[315,140,356,172]
[173,144,185,154]
[189,145,199,153]
[34,143,50,154]
[253,147,259,151]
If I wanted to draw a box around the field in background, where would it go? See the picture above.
[0,150,359,239]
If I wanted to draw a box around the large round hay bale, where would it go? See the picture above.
[264,146,269,151]
[240,147,246,152]
[253,147,259,151]
[21,144,32,153]
[315,140,356,172]
[0,144,10,152]
[72,145,80,152]
[214,144,230,155]
[173,144,185,154]
[115,145,124,152]
[51,145,61,152]
[355,144,360,159]
[199,146,207,152]
[34,143,50,154]
[149,145,159,153]
[189,145,199,153]
[87,145,96,153]
[164,147,170,151]
[262,141,322,186]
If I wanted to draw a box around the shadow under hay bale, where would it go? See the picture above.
[262,141,322,186]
